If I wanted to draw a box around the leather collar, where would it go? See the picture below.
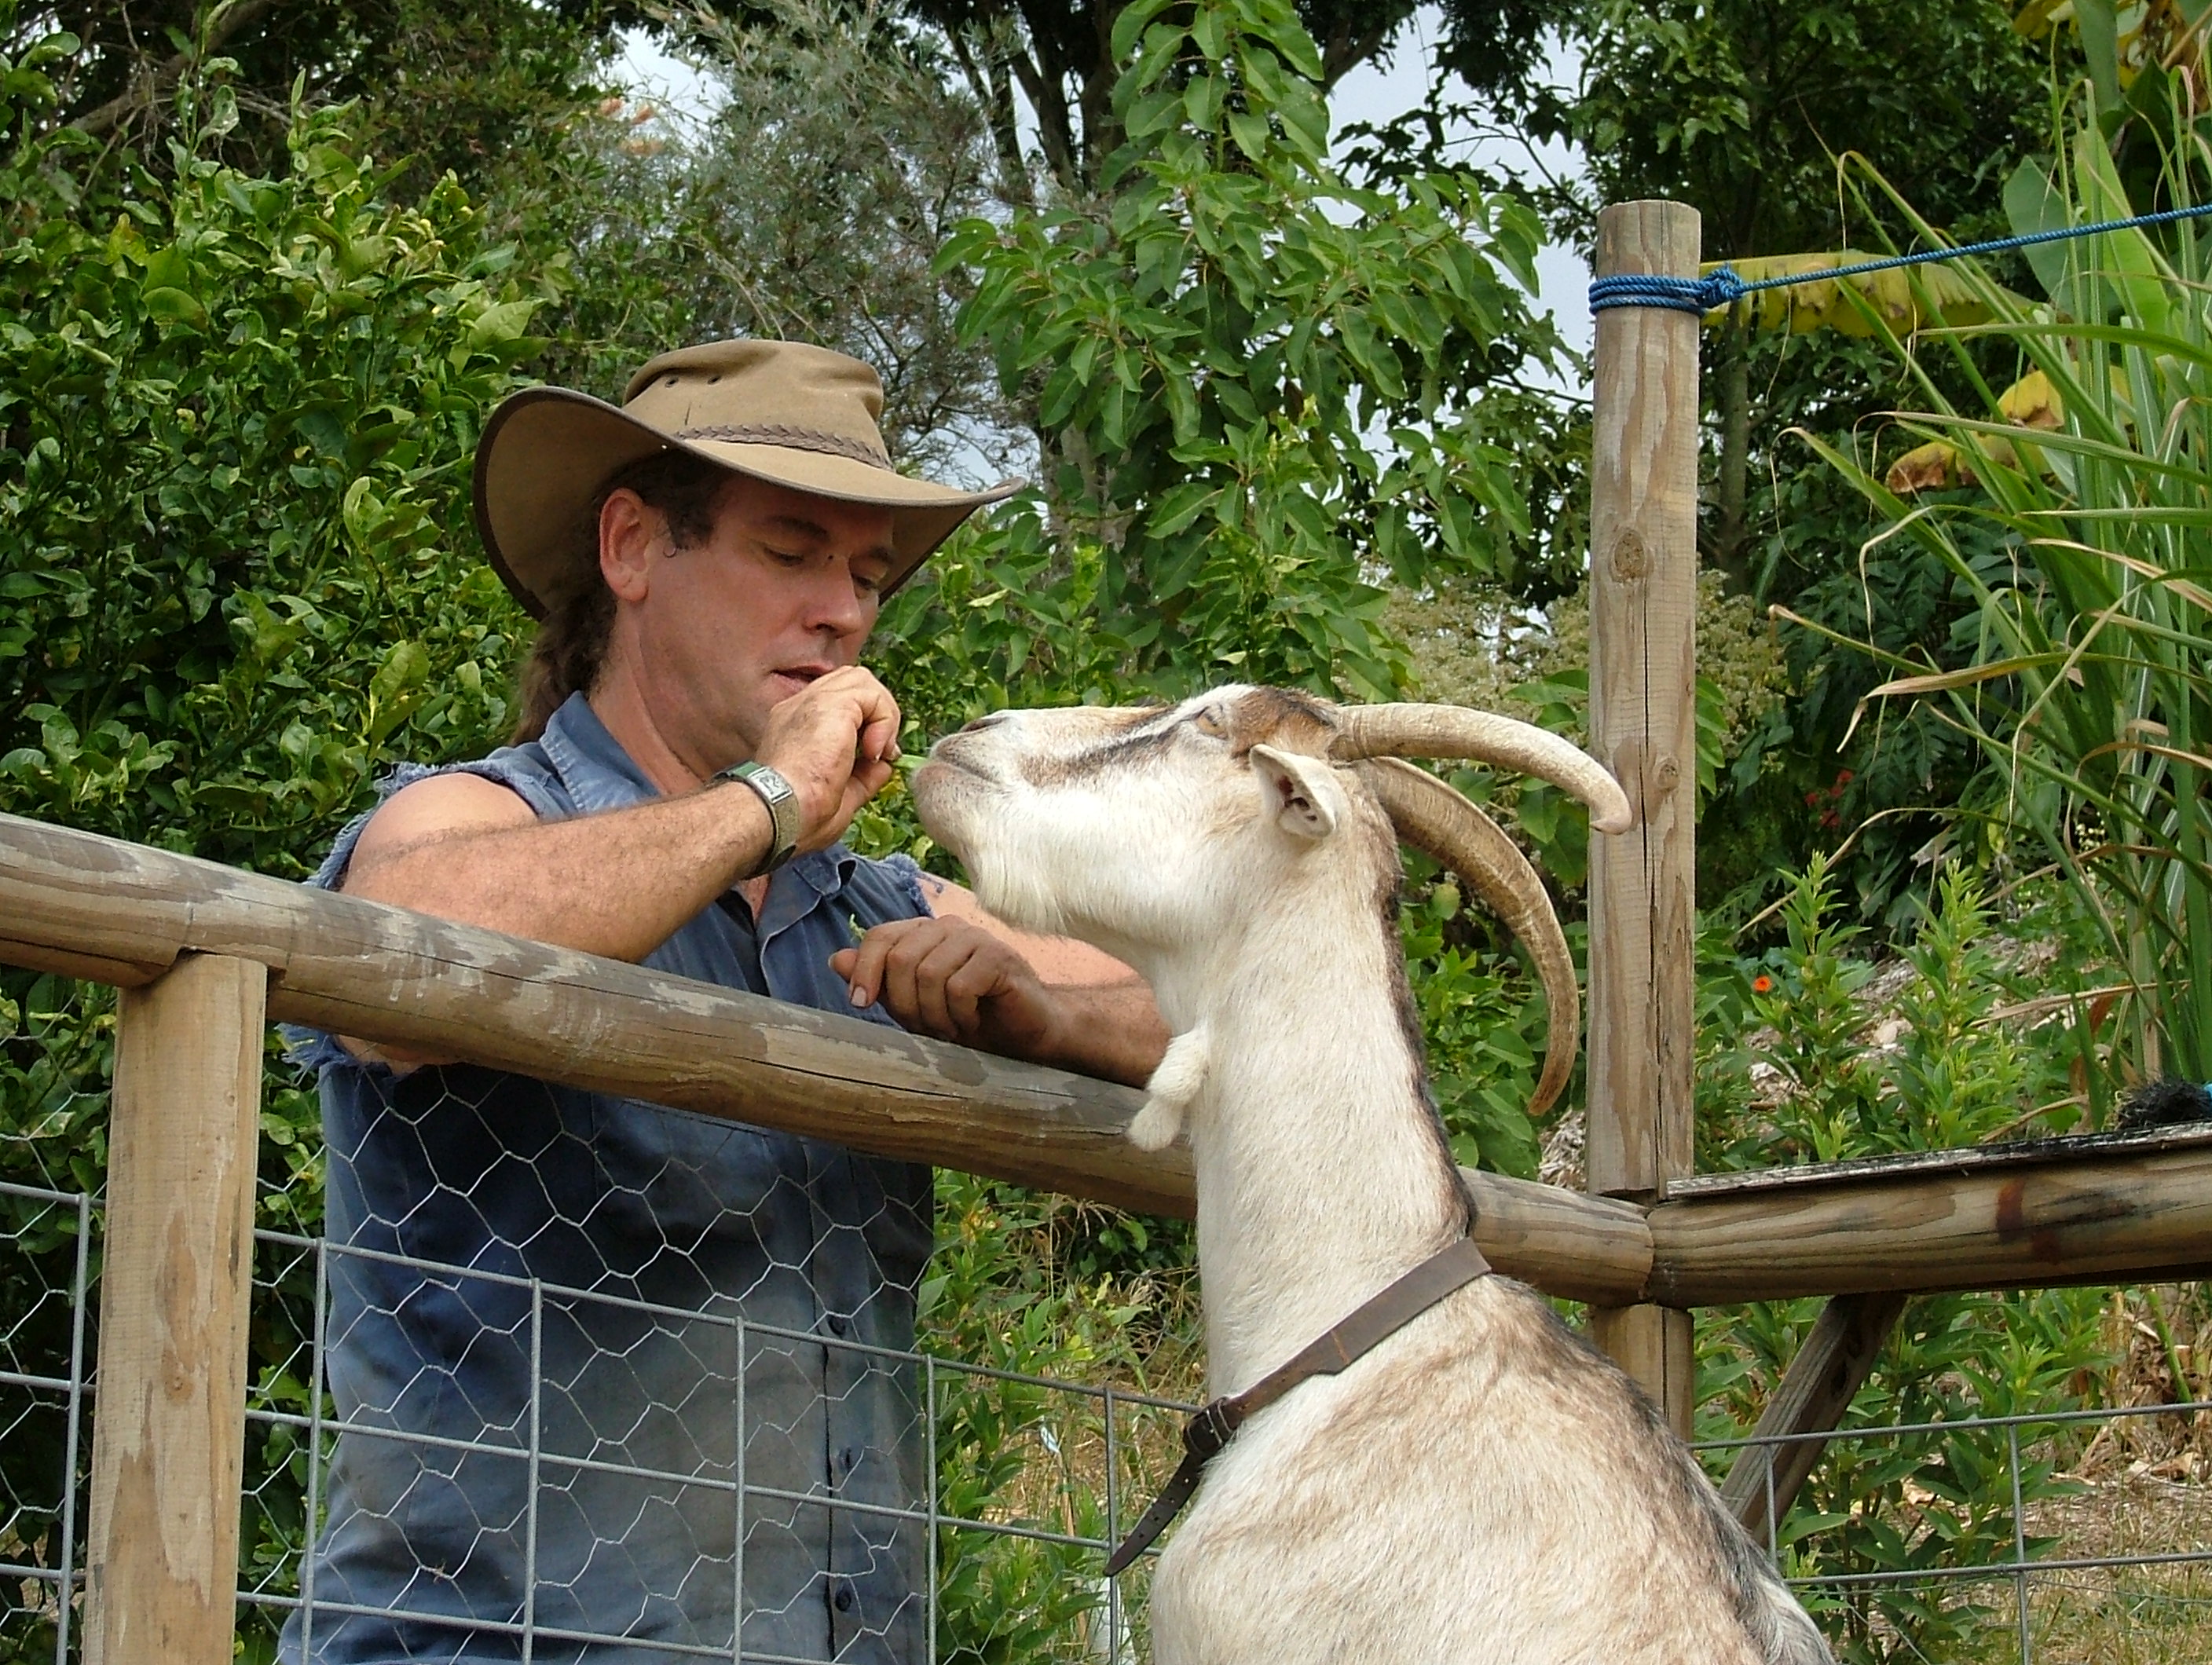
[1104,1233,1492,1576]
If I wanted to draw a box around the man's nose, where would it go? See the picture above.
[806,562,876,635]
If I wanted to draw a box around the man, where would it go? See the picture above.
[280,339,1166,1664]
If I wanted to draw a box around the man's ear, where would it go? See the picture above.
[1250,745,1342,841]
[599,487,656,602]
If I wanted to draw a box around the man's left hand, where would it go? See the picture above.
[831,917,1066,1062]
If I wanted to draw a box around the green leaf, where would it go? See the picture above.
[1108,0,1181,64]
[466,298,537,350]
[140,287,207,328]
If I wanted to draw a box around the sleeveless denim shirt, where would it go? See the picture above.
[281,693,934,1664]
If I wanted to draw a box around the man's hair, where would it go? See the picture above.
[510,449,732,743]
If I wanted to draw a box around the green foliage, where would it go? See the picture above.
[1800,108,2212,1082]
[26,0,617,190]
[936,0,1562,701]
[0,108,540,869]
[1561,0,2049,258]
[1397,865,1551,1178]
[1697,861,2112,1661]
[517,0,1022,480]
[921,1172,1198,1663]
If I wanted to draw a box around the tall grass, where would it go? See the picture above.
[1794,101,2212,1086]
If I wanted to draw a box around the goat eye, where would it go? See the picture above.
[1190,708,1227,737]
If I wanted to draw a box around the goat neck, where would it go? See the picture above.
[1149,816,1470,1402]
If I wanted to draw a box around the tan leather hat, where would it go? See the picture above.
[473,338,1020,618]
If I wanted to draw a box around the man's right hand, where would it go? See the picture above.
[751,666,903,853]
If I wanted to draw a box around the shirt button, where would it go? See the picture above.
[833,1583,855,1613]
[826,1313,851,1337]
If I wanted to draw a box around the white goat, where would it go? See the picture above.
[914,686,1832,1665]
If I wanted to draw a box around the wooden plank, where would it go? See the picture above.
[0,935,169,988]
[0,812,1656,1304]
[1646,1147,2212,1305]
[84,953,266,1665]
[1668,1122,2212,1197]
[1719,1292,1908,1543]
[1585,199,1701,1428]
[1462,1170,1653,1308]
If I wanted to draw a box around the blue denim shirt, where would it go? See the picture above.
[281,693,935,1664]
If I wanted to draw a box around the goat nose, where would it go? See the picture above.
[956,711,1012,735]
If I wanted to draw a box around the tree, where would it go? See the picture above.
[1386,0,2057,926]
[26,0,617,191]
[1555,0,2051,588]
[922,0,1563,704]
[515,0,1025,479]
[908,0,1429,198]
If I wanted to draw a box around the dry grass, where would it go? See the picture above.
[2020,1473,2212,1664]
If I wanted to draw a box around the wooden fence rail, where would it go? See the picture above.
[9,806,2212,1308]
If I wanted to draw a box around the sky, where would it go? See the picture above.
[611,7,1593,363]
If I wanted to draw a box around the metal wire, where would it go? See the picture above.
[2,1169,2208,1660]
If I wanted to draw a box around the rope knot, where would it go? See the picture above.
[1588,266,1747,316]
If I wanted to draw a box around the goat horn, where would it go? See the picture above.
[1358,757,1579,1119]
[1331,704,1635,835]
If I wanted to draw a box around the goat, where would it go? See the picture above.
[913,686,1833,1665]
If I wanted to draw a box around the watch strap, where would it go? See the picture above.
[718,760,803,875]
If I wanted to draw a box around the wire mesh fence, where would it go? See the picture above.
[229,1226,1193,1664]
[0,1180,91,1664]
[1,1159,2209,1663]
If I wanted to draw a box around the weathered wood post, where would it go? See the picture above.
[84,952,266,1665]
[1587,199,1701,1436]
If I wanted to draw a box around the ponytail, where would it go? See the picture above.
[507,448,731,743]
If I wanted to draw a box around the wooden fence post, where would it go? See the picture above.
[85,952,266,1665]
[1587,199,1702,1435]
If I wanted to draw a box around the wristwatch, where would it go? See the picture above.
[717,759,803,875]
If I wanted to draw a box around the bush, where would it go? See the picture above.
[0,28,549,1652]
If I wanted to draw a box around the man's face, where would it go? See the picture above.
[606,471,895,770]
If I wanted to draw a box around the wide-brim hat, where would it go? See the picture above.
[474,338,1021,619]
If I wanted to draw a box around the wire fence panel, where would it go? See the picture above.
[232,1228,1192,1665]
[2,1155,2207,1662]
[0,1182,91,1665]
[1698,1400,2212,1663]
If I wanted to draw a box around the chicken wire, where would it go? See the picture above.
[230,1224,1191,1664]
[1,1152,2210,1662]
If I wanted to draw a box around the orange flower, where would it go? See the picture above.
[1752,974,1774,994]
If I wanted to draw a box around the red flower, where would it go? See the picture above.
[1752,975,1774,994]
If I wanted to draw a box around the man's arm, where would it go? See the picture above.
[342,666,900,962]
[830,875,1170,1089]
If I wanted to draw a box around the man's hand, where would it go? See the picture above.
[830,884,1171,1088]
[752,665,903,852]
[830,916,1067,1063]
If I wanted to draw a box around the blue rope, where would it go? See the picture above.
[1589,198,2212,314]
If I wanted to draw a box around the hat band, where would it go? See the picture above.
[672,423,892,470]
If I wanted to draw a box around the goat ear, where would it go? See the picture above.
[1250,745,1341,841]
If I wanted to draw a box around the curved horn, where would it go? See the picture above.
[1359,757,1579,1118]
[1331,704,1635,835]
